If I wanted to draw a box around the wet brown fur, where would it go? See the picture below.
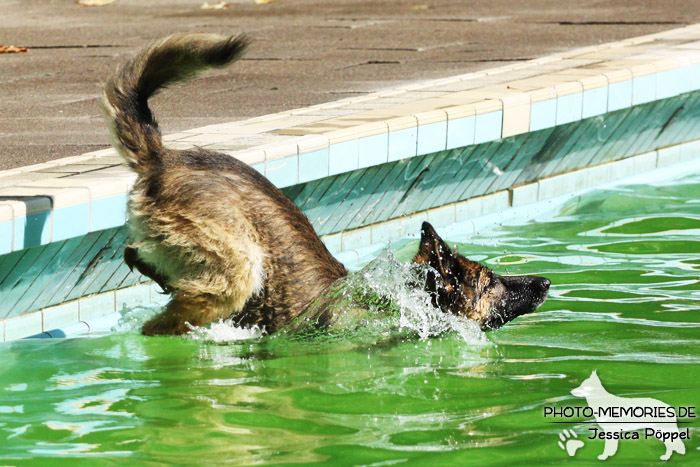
[102,33,346,335]
[102,33,549,336]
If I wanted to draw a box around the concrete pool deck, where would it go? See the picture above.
[3,20,700,341]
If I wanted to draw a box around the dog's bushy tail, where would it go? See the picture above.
[101,33,249,175]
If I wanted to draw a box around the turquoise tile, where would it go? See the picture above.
[690,64,700,92]
[400,215,427,240]
[1,241,64,318]
[81,228,130,297]
[0,220,11,255]
[632,74,656,105]
[530,99,556,131]
[417,121,447,156]
[676,66,692,95]
[9,236,83,316]
[446,115,475,150]
[427,205,455,227]
[5,312,43,341]
[79,292,115,321]
[656,69,681,100]
[608,80,632,111]
[62,229,120,302]
[91,194,128,232]
[265,155,298,188]
[474,111,502,144]
[329,140,359,175]
[14,211,51,250]
[556,93,583,125]
[371,220,402,244]
[252,163,265,175]
[582,87,608,119]
[30,229,114,310]
[115,283,152,311]
[42,301,79,331]
[298,148,330,183]
[322,234,342,255]
[328,163,393,233]
[455,197,482,222]
[511,183,539,206]
[358,133,389,168]
[53,202,89,242]
[388,127,418,162]
[341,228,371,251]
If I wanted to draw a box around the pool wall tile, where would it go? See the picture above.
[299,148,330,183]
[530,99,557,131]
[482,191,509,214]
[341,228,372,251]
[556,92,584,125]
[632,74,657,105]
[582,87,609,118]
[417,120,448,156]
[42,302,79,331]
[5,312,43,341]
[388,125,418,162]
[455,197,482,222]
[90,194,128,232]
[511,183,539,207]
[371,219,402,244]
[446,115,475,150]
[474,110,503,144]
[329,140,359,175]
[358,133,389,168]
[78,292,115,322]
[427,204,455,227]
[115,283,152,311]
[265,155,299,187]
[52,203,90,243]
[608,80,633,111]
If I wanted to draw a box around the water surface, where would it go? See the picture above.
[1,170,698,465]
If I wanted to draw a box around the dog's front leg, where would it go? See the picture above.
[142,293,228,336]
[598,435,619,460]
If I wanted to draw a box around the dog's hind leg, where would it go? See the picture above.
[141,293,230,336]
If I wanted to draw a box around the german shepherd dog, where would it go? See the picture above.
[102,33,550,336]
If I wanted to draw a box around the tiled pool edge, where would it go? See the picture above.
[11,151,699,341]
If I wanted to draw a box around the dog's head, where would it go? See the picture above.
[413,222,550,330]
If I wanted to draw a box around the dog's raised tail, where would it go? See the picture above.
[101,33,249,175]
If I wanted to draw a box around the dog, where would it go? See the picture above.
[101,33,551,336]
[571,370,687,461]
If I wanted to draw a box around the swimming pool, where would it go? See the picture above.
[1,165,697,465]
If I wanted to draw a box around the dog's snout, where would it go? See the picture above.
[540,277,551,291]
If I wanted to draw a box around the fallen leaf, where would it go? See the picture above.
[255,0,275,4]
[412,4,429,10]
[0,45,29,54]
[201,1,230,9]
[77,0,117,5]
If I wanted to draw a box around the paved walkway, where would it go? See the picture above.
[1,0,699,170]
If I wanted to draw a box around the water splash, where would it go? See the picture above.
[309,249,490,345]
[186,319,263,344]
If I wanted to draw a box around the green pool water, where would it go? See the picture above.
[1,170,699,466]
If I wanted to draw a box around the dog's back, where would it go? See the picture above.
[102,34,346,335]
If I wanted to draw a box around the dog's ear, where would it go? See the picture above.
[414,222,459,278]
